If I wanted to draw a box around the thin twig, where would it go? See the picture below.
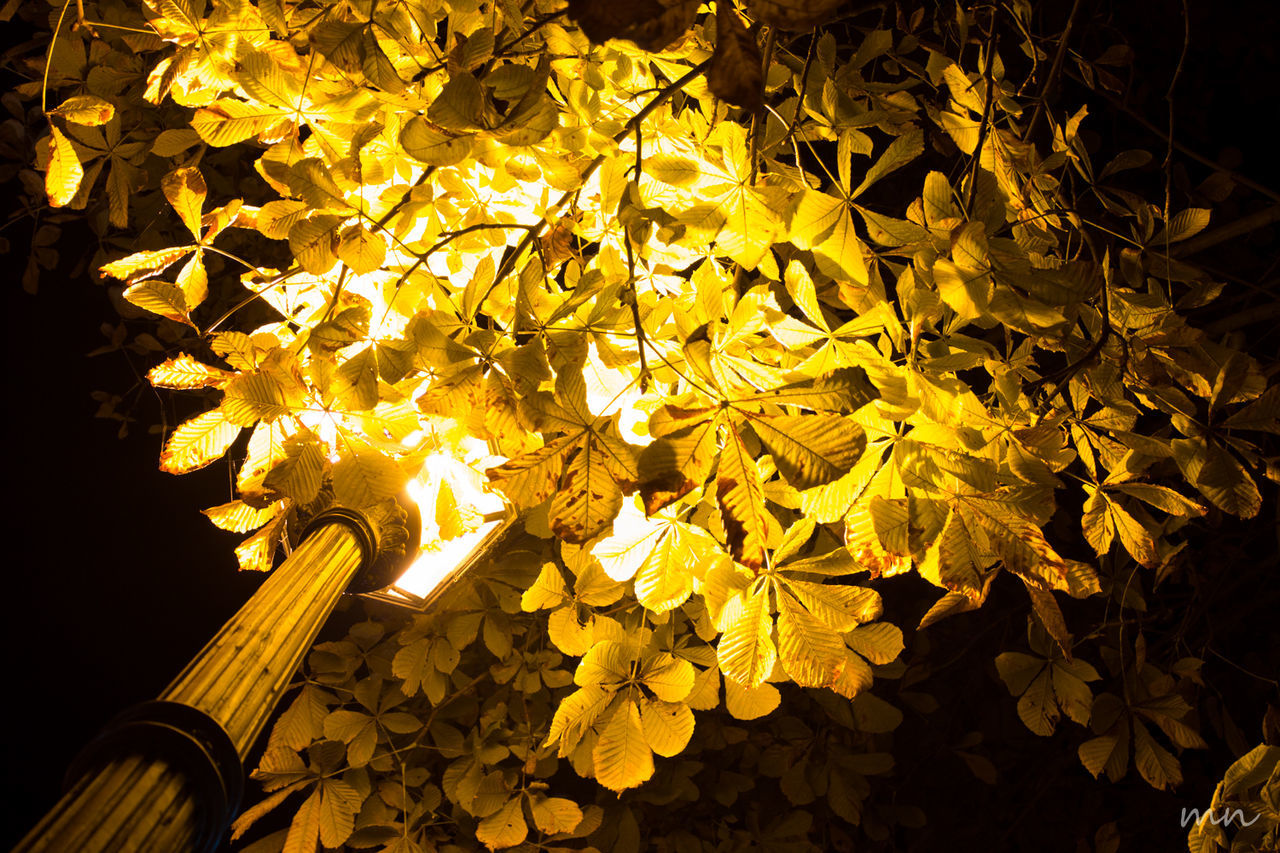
[966,15,998,216]
[622,232,650,391]
[1024,0,1083,141]
[1161,0,1191,291]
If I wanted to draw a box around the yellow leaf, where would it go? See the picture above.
[717,426,777,569]
[1106,495,1158,568]
[639,698,694,757]
[237,420,290,495]
[174,251,208,309]
[747,413,865,489]
[811,208,868,286]
[933,258,990,324]
[829,649,874,698]
[223,372,290,426]
[100,247,192,284]
[161,166,207,239]
[400,116,475,166]
[867,495,910,554]
[288,215,342,275]
[476,796,527,850]
[336,225,387,275]
[1079,733,1126,781]
[1173,439,1261,519]
[717,584,775,689]
[202,499,281,533]
[147,353,231,389]
[487,440,571,509]
[637,419,718,514]
[45,126,83,208]
[550,443,624,544]
[282,788,321,853]
[789,190,844,250]
[317,778,361,848]
[850,129,924,199]
[545,685,612,752]
[844,622,904,665]
[645,155,702,187]
[529,795,583,836]
[49,94,115,125]
[1081,487,1114,556]
[160,407,241,473]
[521,563,570,612]
[332,448,406,508]
[593,700,654,792]
[686,664,721,711]
[1015,670,1059,735]
[776,589,845,687]
[724,678,780,720]
[640,653,695,702]
[263,439,325,504]
[783,578,881,631]
[235,513,288,572]
[590,498,666,582]
[123,280,196,328]
[191,98,289,146]
[917,506,984,597]
[634,522,712,613]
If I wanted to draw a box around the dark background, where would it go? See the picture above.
[3,1,1278,850]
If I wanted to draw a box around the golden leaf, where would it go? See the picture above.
[776,589,844,687]
[529,795,583,836]
[335,225,386,275]
[45,126,83,208]
[49,94,116,125]
[202,499,281,533]
[147,353,231,389]
[100,247,192,284]
[161,166,208,239]
[717,584,776,689]
[549,443,624,544]
[717,426,777,569]
[475,797,527,850]
[593,700,654,792]
[332,448,406,509]
[160,407,242,474]
[638,419,718,514]
[746,412,865,489]
[639,698,695,757]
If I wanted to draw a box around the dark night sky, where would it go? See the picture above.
[2,281,266,847]
[3,1,1278,850]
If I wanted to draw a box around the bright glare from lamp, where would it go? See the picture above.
[368,447,512,610]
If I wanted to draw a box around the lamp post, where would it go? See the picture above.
[13,457,512,853]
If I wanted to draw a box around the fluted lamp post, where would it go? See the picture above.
[15,452,513,853]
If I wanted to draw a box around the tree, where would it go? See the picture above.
[7,0,1279,849]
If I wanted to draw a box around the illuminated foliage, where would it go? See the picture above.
[12,0,1279,849]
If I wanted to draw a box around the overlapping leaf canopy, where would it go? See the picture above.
[21,0,1280,849]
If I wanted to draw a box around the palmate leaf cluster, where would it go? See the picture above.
[14,0,1280,849]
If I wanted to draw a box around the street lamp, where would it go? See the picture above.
[14,456,512,853]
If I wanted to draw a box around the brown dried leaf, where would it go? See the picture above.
[708,3,763,111]
[567,0,700,51]
[745,0,847,29]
